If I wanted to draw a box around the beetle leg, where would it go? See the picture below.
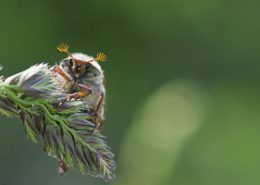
[93,93,105,131]
[95,93,104,113]
[77,84,104,116]
[53,66,71,81]
[67,91,90,100]
[70,83,105,131]
[78,83,92,93]
[93,120,104,133]
[67,83,93,100]
[52,66,72,107]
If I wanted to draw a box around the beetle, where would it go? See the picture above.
[52,43,107,131]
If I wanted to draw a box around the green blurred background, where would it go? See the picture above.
[0,0,259,185]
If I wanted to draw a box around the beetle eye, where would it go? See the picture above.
[85,63,91,68]
[69,59,74,66]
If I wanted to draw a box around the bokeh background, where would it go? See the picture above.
[0,0,259,185]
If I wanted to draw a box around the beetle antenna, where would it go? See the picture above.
[84,52,107,63]
[57,43,70,55]
[57,44,107,64]
[95,52,106,62]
